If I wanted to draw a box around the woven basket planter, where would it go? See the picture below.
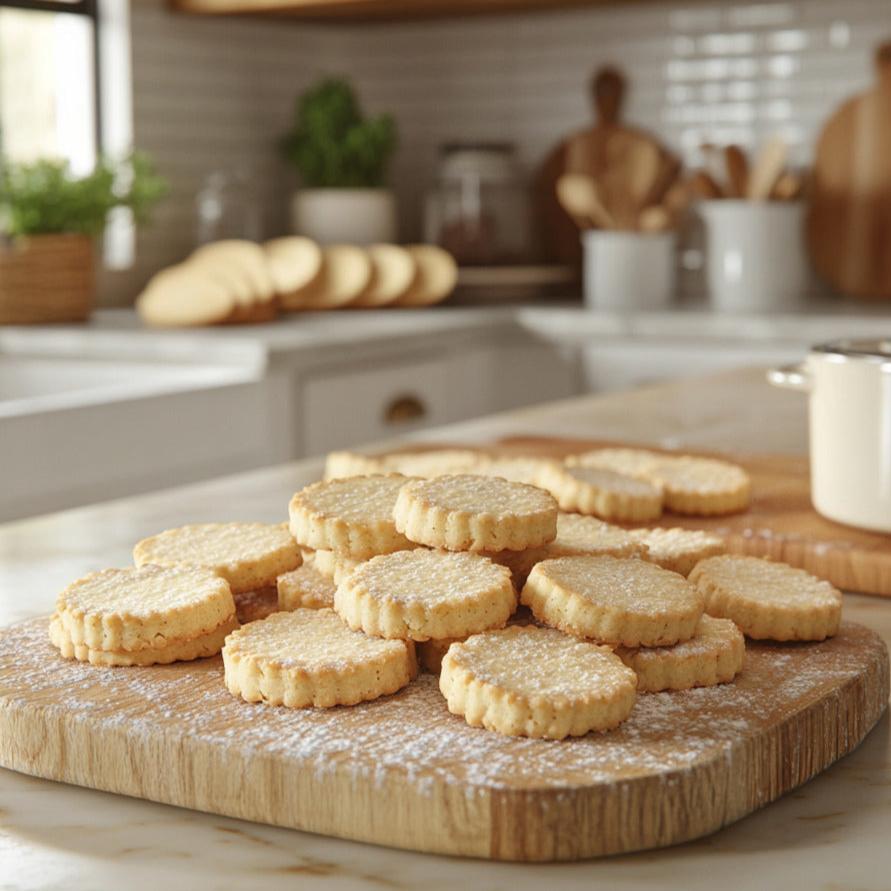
[0,234,95,325]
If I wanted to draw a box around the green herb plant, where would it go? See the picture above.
[281,78,397,189]
[0,152,167,238]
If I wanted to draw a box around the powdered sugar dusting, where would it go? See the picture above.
[1,618,882,795]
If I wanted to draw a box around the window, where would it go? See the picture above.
[0,0,136,267]
[0,1,99,174]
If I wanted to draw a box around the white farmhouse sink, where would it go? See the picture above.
[0,355,274,522]
[0,355,251,417]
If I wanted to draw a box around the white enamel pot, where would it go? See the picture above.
[768,339,891,533]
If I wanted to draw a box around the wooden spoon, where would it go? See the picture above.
[724,145,749,198]
[638,205,672,233]
[771,171,804,201]
[748,136,788,201]
[556,174,616,229]
[689,170,724,200]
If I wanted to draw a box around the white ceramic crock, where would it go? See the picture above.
[701,200,809,313]
[290,188,397,245]
[768,339,891,533]
[582,230,676,311]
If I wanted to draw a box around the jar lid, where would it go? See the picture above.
[813,338,891,361]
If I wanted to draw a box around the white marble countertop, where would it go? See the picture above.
[1,369,889,890]
[2,301,891,367]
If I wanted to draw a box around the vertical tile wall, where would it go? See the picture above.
[107,0,891,304]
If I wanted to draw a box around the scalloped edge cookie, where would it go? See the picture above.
[222,608,417,708]
[538,464,663,522]
[439,625,637,739]
[615,615,745,692]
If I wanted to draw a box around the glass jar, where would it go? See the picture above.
[424,143,531,266]
[194,169,263,246]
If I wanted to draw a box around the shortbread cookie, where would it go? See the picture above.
[417,606,537,674]
[50,612,238,667]
[234,587,279,624]
[521,556,703,647]
[631,527,726,576]
[276,564,336,611]
[689,555,842,641]
[324,450,386,480]
[615,615,745,692]
[566,447,661,478]
[133,522,300,594]
[393,474,557,552]
[439,625,637,739]
[538,464,663,522]
[381,449,483,479]
[474,456,561,487]
[289,474,415,559]
[222,608,417,708]
[647,456,751,515]
[308,548,337,579]
[490,513,647,587]
[54,565,235,653]
[335,549,516,641]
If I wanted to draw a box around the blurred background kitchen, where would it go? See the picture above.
[2,0,890,523]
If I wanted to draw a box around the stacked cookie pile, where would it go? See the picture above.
[47,447,844,742]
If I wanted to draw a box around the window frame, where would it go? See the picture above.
[0,0,101,155]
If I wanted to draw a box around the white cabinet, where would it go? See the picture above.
[299,340,578,455]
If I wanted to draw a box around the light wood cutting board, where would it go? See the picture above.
[807,42,891,299]
[0,617,886,861]
[495,437,891,598]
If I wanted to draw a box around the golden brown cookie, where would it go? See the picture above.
[648,456,751,516]
[538,464,663,522]
[689,555,842,641]
[53,565,236,654]
[289,474,415,559]
[133,522,300,594]
[439,625,637,739]
[615,615,745,692]
[631,527,726,576]
[222,609,417,708]
[276,564,336,611]
[393,474,557,552]
[521,555,704,647]
[334,548,516,641]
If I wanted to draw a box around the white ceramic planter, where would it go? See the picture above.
[701,200,808,313]
[582,230,676,311]
[290,188,397,246]
[768,339,891,533]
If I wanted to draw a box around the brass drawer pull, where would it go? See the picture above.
[384,394,427,425]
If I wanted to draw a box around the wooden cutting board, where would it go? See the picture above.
[535,66,680,262]
[0,617,886,861]
[807,42,891,299]
[495,437,891,598]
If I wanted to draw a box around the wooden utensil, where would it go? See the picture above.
[808,42,891,299]
[689,170,724,199]
[724,145,749,198]
[556,174,616,229]
[747,136,788,200]
[771,171,804,201]
[536,66,681,250]
[637,205,672,232]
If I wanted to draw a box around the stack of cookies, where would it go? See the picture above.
[46,446,843,743]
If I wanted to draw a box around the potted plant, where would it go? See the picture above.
[281,77,398,245]
[0,154,166,324]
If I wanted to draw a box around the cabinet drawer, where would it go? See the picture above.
[301,356,454,455]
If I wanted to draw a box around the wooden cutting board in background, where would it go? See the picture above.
[495,437,891,597]
[0,617,886,861]
[807,42,891,299]
[535,66,680,263]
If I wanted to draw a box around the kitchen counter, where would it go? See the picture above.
[1,368,889,890]
[3,301,891,365]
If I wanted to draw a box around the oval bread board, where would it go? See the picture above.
[0,616,886,861]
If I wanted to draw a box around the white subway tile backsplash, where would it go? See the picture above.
[105,0,891,305]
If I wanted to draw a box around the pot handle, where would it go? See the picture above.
[766,363,811,392]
